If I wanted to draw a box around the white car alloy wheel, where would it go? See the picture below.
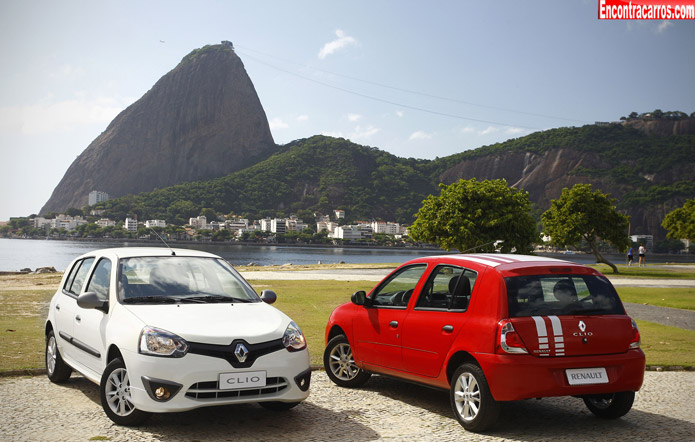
[100,359,151,426]
[46,335,57,376]
[45,330,71,383]
[105,367,135,417]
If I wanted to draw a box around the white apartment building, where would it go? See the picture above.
[225,218,249,233]
[32,217,51,229]
[189,216,207,229]
[49,215,88,231]
[145,220,166,228]
[88,190,109,206]
[96,218,116,228]
[330,225,362,240]
[371,221,401,235]
[124,217,138,232]
[271,218,287,234]
[334,209,345,219]
[317,220,338,233]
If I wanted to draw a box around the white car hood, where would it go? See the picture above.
[123,302,289,345]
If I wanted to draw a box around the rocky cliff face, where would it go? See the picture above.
[40,42,276,214]
[439,118,695,240]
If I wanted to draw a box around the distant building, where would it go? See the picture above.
[50,215,88,231]
[189,216,207,229]
[88,191,109,206]
[317,220,338,233]
[145,220,166,228]
[630,235,653,249]
[96,218,116,228]
[334,210,345,220]
[124,217,138,232]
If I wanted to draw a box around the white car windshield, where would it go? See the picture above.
[119,256,260,304]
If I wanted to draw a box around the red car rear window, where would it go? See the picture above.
[504,274,624,317]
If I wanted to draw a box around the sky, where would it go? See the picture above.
[0,1,693,221]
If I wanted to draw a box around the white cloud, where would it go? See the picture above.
[460,126,476,134]
[321,125,379,141]
[479,126,499,136]
[395,110,404,118]
[0,95,125,135]
[505,127,528,135]
[347,113,362,122]
[268,117,289,130]
[409,130,432,141]
[656,20,673,33]
[351,125,379,140]
[296,115,309,122]
[318,29,357,59]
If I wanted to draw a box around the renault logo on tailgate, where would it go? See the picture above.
[234,343,249,363]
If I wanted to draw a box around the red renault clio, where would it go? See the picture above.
[323,254,645,432]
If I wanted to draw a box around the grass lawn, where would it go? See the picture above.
[591,264,695,279]
[636,320,695,367]
[1,273,693,372]
[616,286,695,310]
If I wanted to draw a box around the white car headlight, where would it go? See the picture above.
[139,326,189,357]
[282,321,307,352]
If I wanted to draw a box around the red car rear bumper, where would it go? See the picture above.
[475,349,646,401]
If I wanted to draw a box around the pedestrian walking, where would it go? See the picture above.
[627,246,634,267]
[638,244,646,267]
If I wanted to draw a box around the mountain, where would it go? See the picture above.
[439,120,695,237]
[40,42,276,214]
[91,118,695,241]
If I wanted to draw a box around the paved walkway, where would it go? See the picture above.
[1,371,693,441]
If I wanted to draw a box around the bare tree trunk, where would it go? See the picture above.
[587,238,619,274]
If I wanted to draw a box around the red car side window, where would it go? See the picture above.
[371,264,427,307]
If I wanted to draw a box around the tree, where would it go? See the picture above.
[542,184,629,273]
[410,178,538,253]
[662,198,695,242]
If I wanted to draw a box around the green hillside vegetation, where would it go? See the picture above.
[88,121,695,225]
[94,136,446,224]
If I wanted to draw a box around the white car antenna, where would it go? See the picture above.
[149,227,176,255]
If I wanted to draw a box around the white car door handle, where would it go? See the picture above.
[75,315,81,322]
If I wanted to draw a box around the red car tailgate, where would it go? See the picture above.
[511,315,634,357]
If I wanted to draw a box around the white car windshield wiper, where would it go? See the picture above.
[122,296,178,304]
[184,295,253,303]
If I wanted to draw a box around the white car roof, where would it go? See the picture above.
[76,247,220,260]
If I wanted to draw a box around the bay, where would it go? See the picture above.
[1,238,693,273]
[0,238,449,272]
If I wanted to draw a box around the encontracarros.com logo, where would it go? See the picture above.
[599,0,695,20]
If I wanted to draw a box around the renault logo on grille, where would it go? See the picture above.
[234,343,249,363]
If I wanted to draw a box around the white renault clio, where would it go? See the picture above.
[45,247,311,426]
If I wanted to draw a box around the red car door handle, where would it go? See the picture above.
[442,325,454,333]
[389,321,399,328]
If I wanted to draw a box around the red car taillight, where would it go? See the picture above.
[497,319,528,354]
[629,318,641,349]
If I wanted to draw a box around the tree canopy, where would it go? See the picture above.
[409,178,539,253]
[541,184,630,273]
[662,198,695,241]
